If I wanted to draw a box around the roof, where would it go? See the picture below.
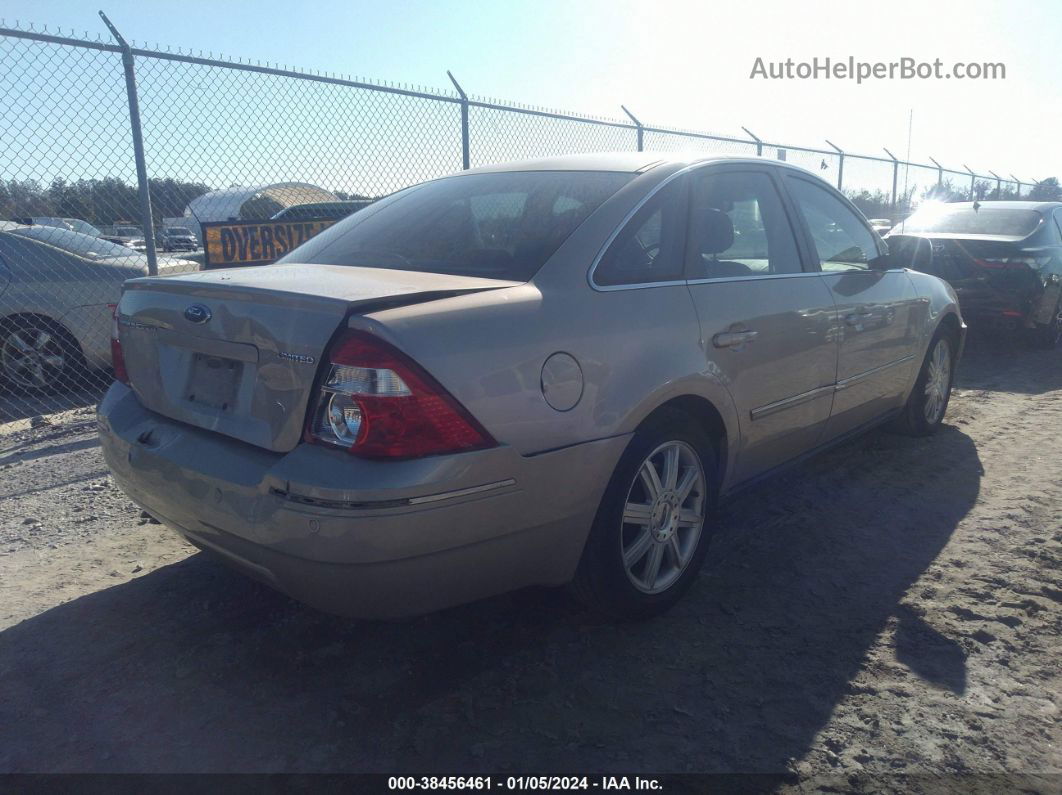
[464,151,799,175]
[930,201,1062,212]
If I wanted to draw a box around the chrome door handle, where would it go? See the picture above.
[845,307,873,325]
[712,330,759,348]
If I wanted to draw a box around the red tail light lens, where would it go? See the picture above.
[306,330,495,459]
[109,304,129,385]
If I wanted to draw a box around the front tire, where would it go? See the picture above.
[891,329,955,436]
[572,411,717,619]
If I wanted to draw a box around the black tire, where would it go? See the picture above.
[0,315,86,394]
[891,327,956,437]
[1029,301,1062,350]
[571,409,717,620]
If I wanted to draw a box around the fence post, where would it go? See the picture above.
[928,157,944,189]
[989,170,1002,199]
[447,71,470,170]
[1011,174,1022,198]
[99,11,158,276]
[825,139,844,191]
[883,148,899,213]
[963,165,976,201]
[621,105,644,152]
[741,126,763,157]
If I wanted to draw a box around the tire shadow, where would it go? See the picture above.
[0,426,981,774]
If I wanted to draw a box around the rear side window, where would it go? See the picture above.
[785,176,880,271]
[593,177,687,287]
[281,171,630,281]
[686,170,802,279]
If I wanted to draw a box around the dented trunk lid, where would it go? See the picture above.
[117,263,517,452]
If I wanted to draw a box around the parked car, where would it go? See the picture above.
[868,218,892,236]
[0,222,194,392]
[99,153,964,620]
[269,199,373,222]
[12,216,106,239]
[888,201,1062,347]
[100,224,147,252]
[157,225,199,252]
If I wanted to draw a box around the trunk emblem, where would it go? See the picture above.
[278,351,315,364]
[184,304,212,324]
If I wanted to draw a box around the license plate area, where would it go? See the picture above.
[186,353,241,411]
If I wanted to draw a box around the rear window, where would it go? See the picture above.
[896,206,1042,237]
[279,171,631,280]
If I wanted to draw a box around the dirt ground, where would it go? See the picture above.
[0,331,1059,786]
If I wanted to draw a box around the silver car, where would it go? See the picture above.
[98,154,965,619]
[0,223,194,392]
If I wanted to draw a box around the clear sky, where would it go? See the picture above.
[11,0,1062,183]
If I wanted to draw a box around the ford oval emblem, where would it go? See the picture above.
[184,304,211,324]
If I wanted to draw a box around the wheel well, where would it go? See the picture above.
[0,313,84,354]
[938,312,961,345]
[638,395,729,484]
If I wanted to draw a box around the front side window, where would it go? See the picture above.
[686,170,802,279]
[281,171,631,281]
[593,177,687,287]
[786,176,880,271]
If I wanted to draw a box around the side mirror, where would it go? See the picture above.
[868,252,895,271]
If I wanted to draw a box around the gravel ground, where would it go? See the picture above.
[0,332,1059,786]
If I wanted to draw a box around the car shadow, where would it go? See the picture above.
[0,374,109,425]
[956,328,1062,395]
[0,425,981,774]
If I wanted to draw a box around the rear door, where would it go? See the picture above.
[683,165,839,482]
[783,174,922,440]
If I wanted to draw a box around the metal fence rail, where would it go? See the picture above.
[0,17,1046,427]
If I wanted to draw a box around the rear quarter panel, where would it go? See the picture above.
[361,165,741,482]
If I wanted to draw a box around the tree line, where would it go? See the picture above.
[845,177,1062,220]
[3,173,1060,232]
[0,177,377,230]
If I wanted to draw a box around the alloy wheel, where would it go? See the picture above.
[923,338,952,424]
[1,325,68,389]
[620,440,706,594]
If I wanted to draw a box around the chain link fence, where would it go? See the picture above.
[0,19,1045,428]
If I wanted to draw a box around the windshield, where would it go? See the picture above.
[896,206,1042,237]
[114,227,142,236]
[65,219,102,237]
[166,227,193,235]
[279,171,631,280]
[12,226,142,259]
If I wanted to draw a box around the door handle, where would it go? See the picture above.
[844,306,874,325]
[712,329,759,348]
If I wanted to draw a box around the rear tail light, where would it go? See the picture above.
[306,330,495,459]
[109,304,129,385]
[973,255,1051,271]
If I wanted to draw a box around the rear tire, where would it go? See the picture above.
[891,328,955,437]
[571,410,717,619]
